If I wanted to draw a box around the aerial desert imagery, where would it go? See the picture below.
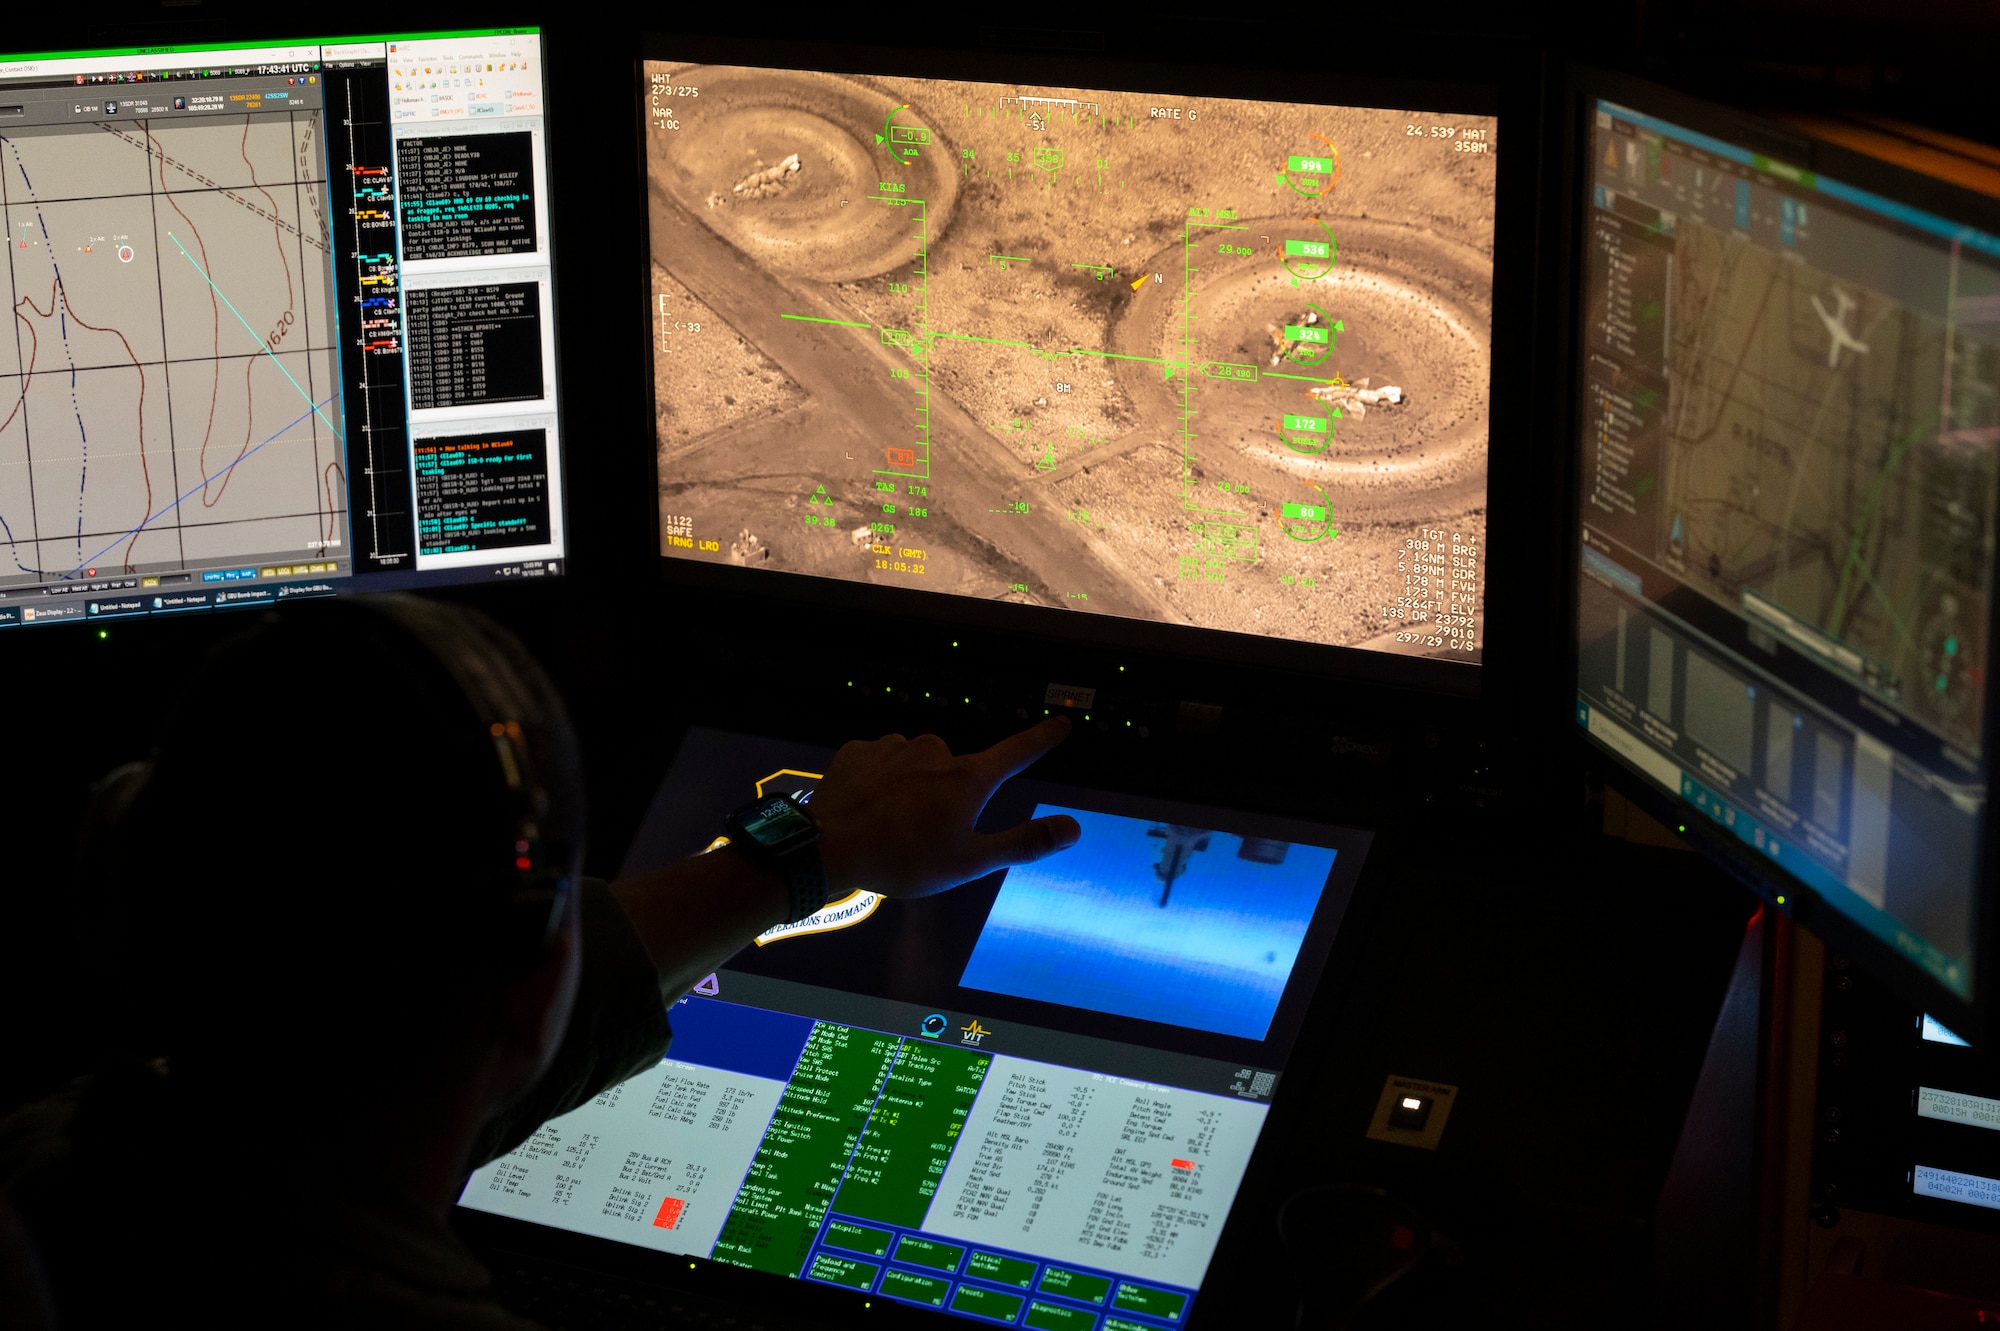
[645,64,1494,658]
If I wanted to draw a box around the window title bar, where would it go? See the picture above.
[1598,99,2000,261]
[0,29,537,77]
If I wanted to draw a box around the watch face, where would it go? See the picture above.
[739,796,815,849]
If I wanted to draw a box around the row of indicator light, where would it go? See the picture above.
[1675,811,1787,907]
[844,656,1141,727]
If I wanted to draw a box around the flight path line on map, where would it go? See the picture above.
[1828,410,1938,635]
[167,232,344,441]
[61,395,336,581]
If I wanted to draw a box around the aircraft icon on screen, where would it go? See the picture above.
[1147,827,1296,907]
[1811,287,1870,368]
[1148,824,1211,907]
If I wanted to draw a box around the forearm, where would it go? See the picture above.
[607,716,1077,1005]
[607,848,790,1002]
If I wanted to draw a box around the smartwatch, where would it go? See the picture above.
[724,793,828,924]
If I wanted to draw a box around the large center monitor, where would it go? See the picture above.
[458,728,1376,1328]
[643,42,1497,682]
[1570,76,2000,1030]
[0,28,566,631]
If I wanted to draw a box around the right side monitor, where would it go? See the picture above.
[1573,89,1999,1018]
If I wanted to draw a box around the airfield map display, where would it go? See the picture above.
[645,64,1495,661]
[1575,99,2000,998]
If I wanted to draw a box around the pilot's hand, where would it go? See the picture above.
[813,716,1080,899]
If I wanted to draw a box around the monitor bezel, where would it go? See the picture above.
[453,721,1417,1327]
[634,29,1528,700]
[1560,64,2000,1044]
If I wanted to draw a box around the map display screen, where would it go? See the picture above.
[1574,97,1998,1001]
[459,727,1372,1327]
[644,61,1495,663]
[0,29,565,631]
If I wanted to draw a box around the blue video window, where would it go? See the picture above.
[957,805,1338,1040]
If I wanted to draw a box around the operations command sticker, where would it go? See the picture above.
[704,767,886,946]
[753,889,883,946]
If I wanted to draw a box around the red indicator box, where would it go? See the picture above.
[653,1196,686,1229]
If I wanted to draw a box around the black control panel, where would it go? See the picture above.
[1814,953,2000,1233]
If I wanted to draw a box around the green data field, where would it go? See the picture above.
[822,1221,893,1258]
[1025,1300,1098,1329]
[951,1284,1027,1322]
[1112,1282,1189,1321]
[832,1042,991,1229]
[710,1023,899,1277]
[1037,1267,1113,1303]
[806,1254,878,1291]
[893,1235,967,1273]
[967,1250,1038,1288]
[879,1267,951,1307]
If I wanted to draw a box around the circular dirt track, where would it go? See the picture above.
[651,66,959,282]
[1108,215,1491,514]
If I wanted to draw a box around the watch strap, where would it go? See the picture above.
[776,844,829,925]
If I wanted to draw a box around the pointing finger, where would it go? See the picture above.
[966,813,1082,880]
[968,715,1072,787]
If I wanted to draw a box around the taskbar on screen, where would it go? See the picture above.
[0,556,561,628]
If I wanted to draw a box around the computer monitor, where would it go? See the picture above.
[457,727,1379,1327]
[643,37,1500,688]
[1569,73,2000,1035]
[0,28,566,630]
